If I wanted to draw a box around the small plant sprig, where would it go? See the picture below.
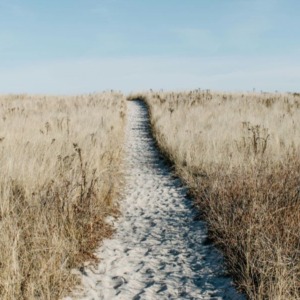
[241,122,270,156]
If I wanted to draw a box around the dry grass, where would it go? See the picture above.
[0,93,126,299]
[145,90,300,299]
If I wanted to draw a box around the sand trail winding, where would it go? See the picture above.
[66,101,243,300]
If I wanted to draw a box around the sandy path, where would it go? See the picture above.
[66,101,244,300]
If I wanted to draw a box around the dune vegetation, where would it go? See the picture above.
[0,93,126,299]
[145,90,300,299]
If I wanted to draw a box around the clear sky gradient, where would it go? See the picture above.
[0,0,299,93]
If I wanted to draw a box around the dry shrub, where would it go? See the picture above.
[146,90,300,299]
[0,93,126,299]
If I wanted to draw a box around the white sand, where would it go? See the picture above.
[65,101,244,300]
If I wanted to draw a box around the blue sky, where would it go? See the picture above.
[0,0,299,93]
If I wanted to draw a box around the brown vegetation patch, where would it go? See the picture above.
[146,90,300,299]
[0,93,126,299]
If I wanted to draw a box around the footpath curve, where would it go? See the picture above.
[66,100,244,300]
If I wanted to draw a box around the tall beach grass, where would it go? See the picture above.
[0,93,126,299]
[145,90,300,299]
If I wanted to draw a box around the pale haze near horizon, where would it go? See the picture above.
[0,0,299,94]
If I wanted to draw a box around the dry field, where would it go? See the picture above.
[145,90,300,299]
[0,93,126,299]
